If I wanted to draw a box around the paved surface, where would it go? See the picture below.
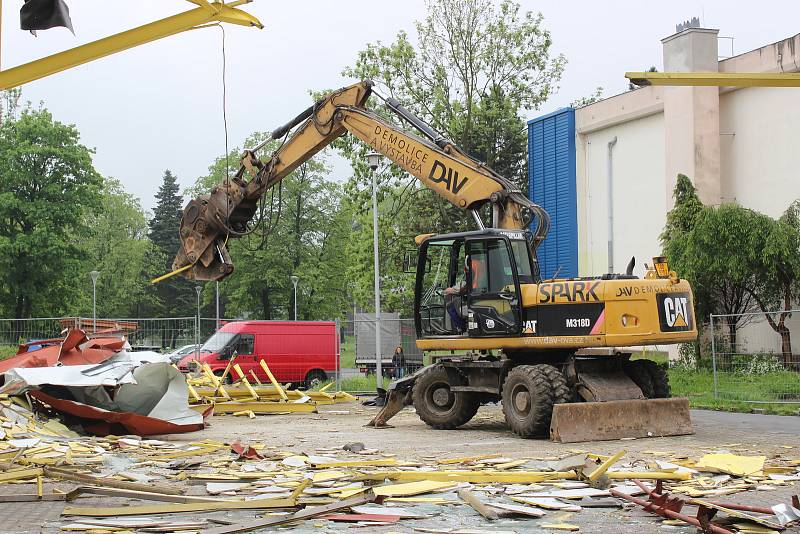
[6,405,799,533]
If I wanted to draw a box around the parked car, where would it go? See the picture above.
[165,344,201,364]
[177,321,337,387]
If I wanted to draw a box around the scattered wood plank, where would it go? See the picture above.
[200,490,376,534]
[457,488,502,520]
[45,466,183,495]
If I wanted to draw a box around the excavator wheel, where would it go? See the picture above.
[637,359,670,398]
[501,364,558,438]
[538,364,572,404]
[624,359,670,398]
[412,365,479,429]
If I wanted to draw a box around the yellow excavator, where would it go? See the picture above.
[173,80,697,442]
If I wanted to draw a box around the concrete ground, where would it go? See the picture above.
[6,404,800,533]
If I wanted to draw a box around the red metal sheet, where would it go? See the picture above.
[231,442,263,460]
[0,330,123,374]
[28,390,211,437]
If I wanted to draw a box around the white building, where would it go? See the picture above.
[528,25,800,356]
[529,25,800,280]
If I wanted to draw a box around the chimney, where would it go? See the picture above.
[662,24,721,207]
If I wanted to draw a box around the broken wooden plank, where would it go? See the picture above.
[44,467,183,495]
[374,480,456,497]
[457,488,502,520]
[62,496,296,517]
[586,450,626,482]
[356,470,576,484]
[66,486,229,504]
[200,490,376,534]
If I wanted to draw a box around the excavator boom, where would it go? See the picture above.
[173,81,548,281]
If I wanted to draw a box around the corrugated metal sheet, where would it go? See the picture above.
[528,108,577,279]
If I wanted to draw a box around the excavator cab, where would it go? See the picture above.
[415,230,533,340]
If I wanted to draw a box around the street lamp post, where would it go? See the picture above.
[89,270,100,333]
[215,281,220,330]
[195,285,202,360]
[366,152,384,394]
[290,276,299,320]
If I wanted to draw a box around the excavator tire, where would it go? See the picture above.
[637,359,671,398]
[623,360,669,399]
[537,364,572,404]
[412,365,479,429]
[502,364,556,438]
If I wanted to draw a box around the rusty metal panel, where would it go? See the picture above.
[550,398,693,443]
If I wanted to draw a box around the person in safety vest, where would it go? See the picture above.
[444,255,484,332]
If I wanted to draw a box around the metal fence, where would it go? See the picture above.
[0,316,198,353]
[710,310,800,404]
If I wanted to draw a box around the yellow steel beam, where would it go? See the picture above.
[0,2,262,90]
[626,71,800,88]
[198,401,317,414]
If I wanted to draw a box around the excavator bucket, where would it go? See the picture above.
[365,374,416,428]
[549,397,693,443]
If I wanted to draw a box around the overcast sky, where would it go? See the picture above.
[4,1,800,211]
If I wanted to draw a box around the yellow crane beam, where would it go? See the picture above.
[0,1,262,90]
[626,71,800,88]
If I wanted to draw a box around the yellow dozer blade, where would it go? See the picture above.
[550,397,693,443]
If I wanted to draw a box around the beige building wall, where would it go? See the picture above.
[576,113,666,278]
[566,28,800,357]
[719,87,800,218]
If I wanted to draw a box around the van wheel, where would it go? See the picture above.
[304,370,327,389]
[213,371,233,385]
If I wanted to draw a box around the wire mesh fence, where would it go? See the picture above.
[710,310,800,404]
[0,317,198,355]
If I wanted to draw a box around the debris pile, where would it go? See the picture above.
[0,328,206,437]
[0,404,798,534]
[184,357,355,417]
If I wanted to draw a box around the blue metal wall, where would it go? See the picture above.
[528,108,577,279]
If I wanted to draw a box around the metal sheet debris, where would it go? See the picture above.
[696,453,767,477]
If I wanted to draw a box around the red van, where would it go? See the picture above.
[177,321,337,387]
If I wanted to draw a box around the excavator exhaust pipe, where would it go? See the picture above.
[550,397,693,443]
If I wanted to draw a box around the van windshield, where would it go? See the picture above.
[201,332,235,353]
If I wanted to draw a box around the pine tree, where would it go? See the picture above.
[148,170,193,317]
[149,170,183,258]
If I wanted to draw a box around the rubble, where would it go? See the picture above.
[0,330,798,533]
[0,398,798,534]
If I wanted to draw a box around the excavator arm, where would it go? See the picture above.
[173,80,549,281]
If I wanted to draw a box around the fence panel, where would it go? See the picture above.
[336,317,425,392]
[710,310,800,404]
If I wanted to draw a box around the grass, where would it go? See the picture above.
[339,337,356,369]
[313,374,392,393]
[669,368,800,415]
[0,345,17,361]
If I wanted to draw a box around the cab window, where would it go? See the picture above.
[509,240,535,283]
[235,334,254,355]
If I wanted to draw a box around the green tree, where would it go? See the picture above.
[188,134,352,321]
[674,204,768,358]
[0,108,103,318]
[148,170,193,316]
[570,87,603,108]
[336,0,564,313]
[84,178,163,318]
[342,0,565,193]
[755,202,800,367]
